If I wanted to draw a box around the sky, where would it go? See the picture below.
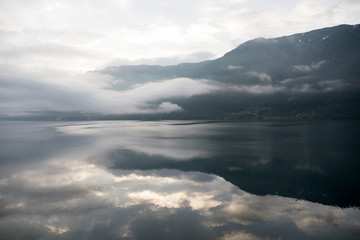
[1,0,360,72]
[0,0,360,116]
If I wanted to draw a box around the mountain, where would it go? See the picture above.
[5,24,359,121]
[99,24,360,120]
[102,24,360,86]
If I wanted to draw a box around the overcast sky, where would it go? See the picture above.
[1,0,360,73]
[0,0,359,116]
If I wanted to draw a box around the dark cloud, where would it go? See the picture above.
[130,208,217,240]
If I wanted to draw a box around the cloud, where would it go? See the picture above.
[0,71,94,116]
[0,0,358,118]
[228,0,248,4]
[157,101,183,112]
[0,0,224,72]
[318,79,349,92]
[293,60,327,72]
[2,65,353,117]
[0,67,221,116]
[232,84,284,94]
[227,65,243,70]
[1,0,359,73]
[280,76,311,84]
[246,71,272,83]
[102,51,215,68]
[1,63,355,117]
[279,75,353,93]
[220,231,275,240]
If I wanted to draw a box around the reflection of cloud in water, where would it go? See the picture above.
[1,121,360,239]
[55,121,220,159]
[0,157,359,240]
[2,120,359,208]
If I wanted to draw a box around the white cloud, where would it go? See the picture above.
[293,60,327,72]
[233,84,285,94]
[227,65,243,70]
[0,0,359,116]
[220,231,270,240]
[0,67,221,116]
[1,0,359,74]
[279,77,353,94]
[1,64,352,117]
[156,101,183,113]
[246,71,272,83]
[102,51,215,68]
[318,79,348,92]
[228,0,248,4]
[280,76,311,84]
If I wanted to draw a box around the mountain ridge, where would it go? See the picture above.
[98,24,360,120]
[101,24,360,86]
[4,24,360,120]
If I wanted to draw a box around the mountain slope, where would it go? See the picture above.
[6,24,359,121]
[102,24,360,87]
[95,24,360,120]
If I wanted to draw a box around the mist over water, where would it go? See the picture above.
[0,120,359,239]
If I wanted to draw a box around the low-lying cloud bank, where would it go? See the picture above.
[0,67,221,116]
[0,67,355,117]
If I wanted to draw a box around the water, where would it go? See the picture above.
[0,120,359,239]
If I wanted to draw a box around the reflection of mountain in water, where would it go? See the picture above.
[1,121,360,239]
[97,121,360,207]
[2,163,359,240]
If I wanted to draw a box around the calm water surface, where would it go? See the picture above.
[0,120,359,239]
